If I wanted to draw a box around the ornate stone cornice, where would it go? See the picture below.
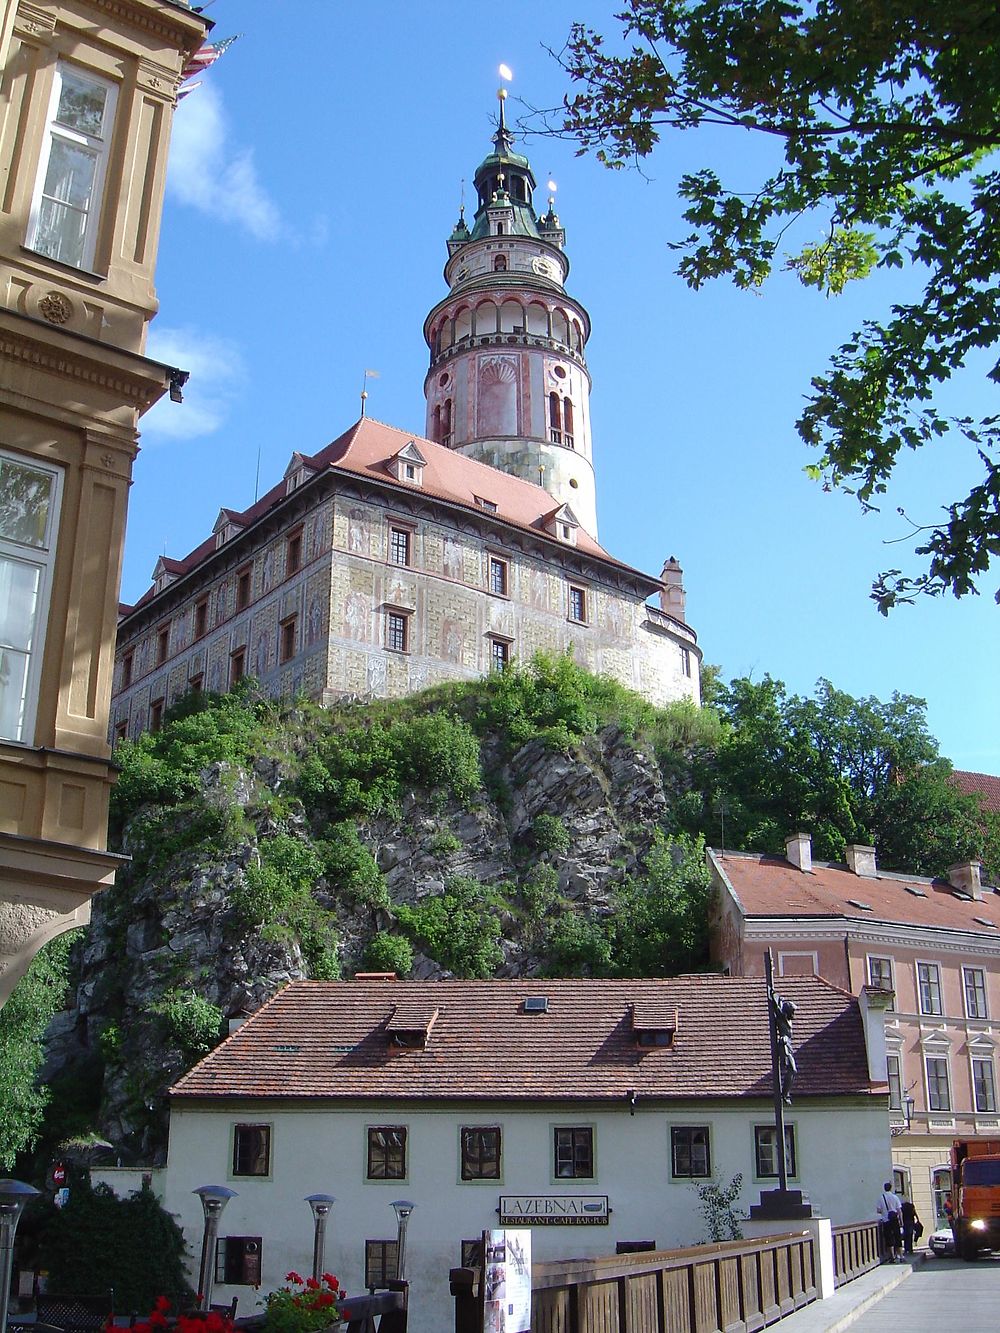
[0,314,171,409]
[743,915,1000,957]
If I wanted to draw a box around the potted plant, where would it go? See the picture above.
[262,1273,344,1333]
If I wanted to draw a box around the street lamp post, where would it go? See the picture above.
[390,1201,414,1282]
[304,1194,336,1283]
[0,1180,40,1333]
[193,1185,237,1311]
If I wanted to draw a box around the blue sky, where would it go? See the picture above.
[127,0,1000,774]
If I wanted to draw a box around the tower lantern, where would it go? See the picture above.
[423,75,598,537]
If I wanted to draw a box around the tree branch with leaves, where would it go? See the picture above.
[535,0,1000,609]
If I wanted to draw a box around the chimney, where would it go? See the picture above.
[948,861,983,901]
[785,832,812,873]
[845,844,878,878]
[659,556,686,622]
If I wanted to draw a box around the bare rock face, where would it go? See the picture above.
[43,725,671,1162]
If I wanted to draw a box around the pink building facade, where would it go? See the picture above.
[710,838,1000,1230]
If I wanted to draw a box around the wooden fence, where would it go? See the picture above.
[452,1231,818,1333]
[831,1221,881,1289]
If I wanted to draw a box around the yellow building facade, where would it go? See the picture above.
[0,0,207,1004]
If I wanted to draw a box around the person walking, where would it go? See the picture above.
[899,1191,920,1254]
[877,1181,903,1262]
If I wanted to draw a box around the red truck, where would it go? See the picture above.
[952,1139,1000,1259]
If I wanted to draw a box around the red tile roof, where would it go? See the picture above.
[170,976,874,1104]
[713,850,1000,933]
[951,770,1000,816]
[121,418,661,619]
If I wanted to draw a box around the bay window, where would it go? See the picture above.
[28,63,118,271]
[0,450,63,743]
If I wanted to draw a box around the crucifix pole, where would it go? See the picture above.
[765,949,789,1193]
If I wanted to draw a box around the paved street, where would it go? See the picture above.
[850,1254,1000,1330]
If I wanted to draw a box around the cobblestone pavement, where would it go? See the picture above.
[850,1253,1000,1330]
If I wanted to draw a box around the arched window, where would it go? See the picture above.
[493,254,507,272]
[496,222,505,235]
[563,398,574,448]
[432,404,442,443]
[549,392,562,444]
[931,1167,953,1225]
[442,398,453,446]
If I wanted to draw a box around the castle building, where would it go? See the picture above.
[110,97,701,738]
[0,0,208,1004]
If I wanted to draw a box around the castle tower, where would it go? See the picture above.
[423,87,598,537]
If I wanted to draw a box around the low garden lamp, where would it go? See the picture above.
[194,1185,237,1310]
[305,1194,336,1283]
[390,1200,414,1282]
[0,1180,40,1333]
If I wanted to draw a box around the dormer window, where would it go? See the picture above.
[284,452,310,495]
[213,509,243,550]
[386,1003,439,1049]
[390,441,427,486]
[631,1003,678,1049]
[544,503,580,546]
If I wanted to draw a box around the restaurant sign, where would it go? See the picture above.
[499,1195,609,1226]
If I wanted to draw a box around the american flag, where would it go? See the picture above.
[181,34,241,86]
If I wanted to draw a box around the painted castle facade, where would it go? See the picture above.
[110,103,701,736]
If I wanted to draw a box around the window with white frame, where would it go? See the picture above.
[963,966,988,1019]
[917,962,943,1015]
[0,450,63,743]
[868,956,894,994]
[754,1124,796,1178]
[925,1055,951,1112]
[28,63,118,270]
[886,1053,902,1111]
[973,1057,997,1113]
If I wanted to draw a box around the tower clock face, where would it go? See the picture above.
[531,256,557,280]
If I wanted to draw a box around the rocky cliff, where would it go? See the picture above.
[38,668,713,1164]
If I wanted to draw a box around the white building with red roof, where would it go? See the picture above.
[161,976,890,1333]
[710,835,1000,1233]
[111,104,699,737]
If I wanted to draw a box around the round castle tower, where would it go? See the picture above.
[423,90,598,538]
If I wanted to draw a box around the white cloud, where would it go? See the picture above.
[141,326,245,441]
[167,83,282,241]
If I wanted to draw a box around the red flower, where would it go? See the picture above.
[321,1274,339,1291]
[154,1298,172,1314]
[285,1271,304,1284]
[304,1277,320,1291]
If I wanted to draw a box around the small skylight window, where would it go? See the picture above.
[974,917,997,929]
[847,899,873,911]
[475,496,498,513]
[904,885,927,897]
[274,1044,301,1052]
[953,891,973,901]
[523,996,549,1013]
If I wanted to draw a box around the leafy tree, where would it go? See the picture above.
[41,1176,193,1309]
[394,876,505,977]
[686,675,997,874]
[0,932,75,1169]
[611,833,713,976]
[548,0,1000,608]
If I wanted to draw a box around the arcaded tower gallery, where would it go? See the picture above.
[424,88,597,538]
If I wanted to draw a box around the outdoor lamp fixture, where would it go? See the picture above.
[0,1180,40,1333]
[194,1185,237,1310]
[891,1093,916,1137]
[305,1194,336,1282]
[390,1200,415,1282]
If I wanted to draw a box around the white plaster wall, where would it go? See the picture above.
[164,1100,888,1333]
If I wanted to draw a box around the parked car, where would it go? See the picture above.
[928,1226,956,1257]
